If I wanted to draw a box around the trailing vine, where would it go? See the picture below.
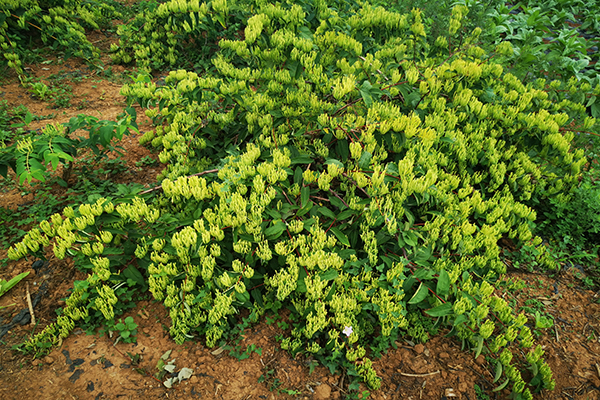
[7,1,598,398]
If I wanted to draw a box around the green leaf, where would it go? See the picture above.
[123,265,146,289]
[360,80,373,107]
[319,269,338,281]
[494,360,503,383]
[99,125,115,146]
[453,314,468,326]
[235,290,250,304]
[436,269,450,297]
[0,272,30,297]
[493,378,510,392]
[474,335,484,359]
[318,206,336,220]
[402,231,418,247]
[264,220,286,239]
[294,167,303,185]
[298,26,313,40]
[290,155,313,165]
[413,246,432,265]
[300,185,310,208]
[328,194,345,209]
[337,210,354,220]
[324,158,344,169]
[408,282,429,304]
[330,227,350,247]
[425,303,452,317]
[251,289,264,306]
[358,151,372,170]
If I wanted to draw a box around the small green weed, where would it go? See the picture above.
[135,155,157,167]
[475,383,490,400]
[112,316,138,344]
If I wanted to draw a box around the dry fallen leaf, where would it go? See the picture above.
[178,367,194,381]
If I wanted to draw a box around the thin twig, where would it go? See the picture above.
[26,283,35,326]
[399,370,440,378]
[554,322,560,342]
[329,189,350,208]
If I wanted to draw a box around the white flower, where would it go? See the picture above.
[343,326,353,337]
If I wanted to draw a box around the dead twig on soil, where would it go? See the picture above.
[399,370,440,378]
[26,283,35,326]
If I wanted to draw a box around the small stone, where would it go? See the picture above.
[44,356,55,364]
[413,344,424,354]
[439,352,449,359]
[189,375,199,384]
[475,355,486,365]
[314,383,331,400]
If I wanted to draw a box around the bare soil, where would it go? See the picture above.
[1,41,600,400]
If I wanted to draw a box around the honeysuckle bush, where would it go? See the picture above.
[7,1,599,397]
[0,0,120,80]
[110,0,361,72]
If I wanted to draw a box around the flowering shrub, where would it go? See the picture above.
[8,0,598,397]
[0,0,119,80]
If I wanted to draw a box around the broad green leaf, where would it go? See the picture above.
[298,26,313,40]
[402,231,417,247]
[328,194,345,210]
[264,221,286,239]
[413,246,432,265]
[300,185,310,208]
[99,125,115,146]
[318,206,336,220]
[408,282,429,304]
[235,290,250,303]
[336,140,349,161]
[436,269,450,297]
[330,227,350,247]
[425,303,453,317]
[297,197,312,217]
[123,265,146,289]
[324,158,344,169]
[290,155,313,165]
[294,167,303,185]
[360,80,373,107]
[337,210,354,220]
[319,269,338,281]
[358,151,372,170]
[453,314,468,326]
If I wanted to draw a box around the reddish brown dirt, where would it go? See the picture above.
[1,44,600,400]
